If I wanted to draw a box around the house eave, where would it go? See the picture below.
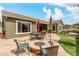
[2,10,48,25]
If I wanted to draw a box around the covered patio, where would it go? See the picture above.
[39,24,47,32]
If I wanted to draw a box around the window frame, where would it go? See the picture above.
[16,20,32,34]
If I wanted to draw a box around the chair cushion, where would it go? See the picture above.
[18,43,28,49]
[40,48,47,56]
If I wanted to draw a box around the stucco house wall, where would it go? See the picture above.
[0,26,2,33]
[5,17,33,39]
[32,22,37,32]
[57,22,63,33]
[1,10,64,39]
[51,20,63,33]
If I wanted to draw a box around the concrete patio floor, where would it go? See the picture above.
[0,33,70,56]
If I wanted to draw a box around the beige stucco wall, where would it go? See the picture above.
[6,17,16,38]
[5,17,33,39]
[32,22,37,32]
[51,23,63,33]
[0,27,2,33]
[5,17,63,39]
[57,23,63,33]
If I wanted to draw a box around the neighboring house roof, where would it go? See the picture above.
[64,24,76,31]
[64,24,72,28]
[52,20,64,25]
[2,10,48,25]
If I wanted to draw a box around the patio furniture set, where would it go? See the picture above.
[13,32,59,56]
[30,32,45,40]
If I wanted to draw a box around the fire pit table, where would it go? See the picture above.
[29,40,52,55]
[34,42,45,46]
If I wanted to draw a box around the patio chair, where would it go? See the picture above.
[30,33,36,40]
[41,32,46,39]
[40,46,59,56]
[36,35,44,40]
[13,39,30,56]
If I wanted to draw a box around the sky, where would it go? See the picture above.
[0,3,79,25]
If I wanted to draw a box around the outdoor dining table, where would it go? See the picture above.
[33,32,41,37]
[30,32,43,40]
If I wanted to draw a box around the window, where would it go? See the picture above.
[16,21,31,34]
[22,23,30,32]
[52,25,55,31]
[59,26,61,30]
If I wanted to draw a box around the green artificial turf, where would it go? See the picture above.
[58,33,78,56]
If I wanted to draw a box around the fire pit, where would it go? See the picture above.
[34,42,45,46]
